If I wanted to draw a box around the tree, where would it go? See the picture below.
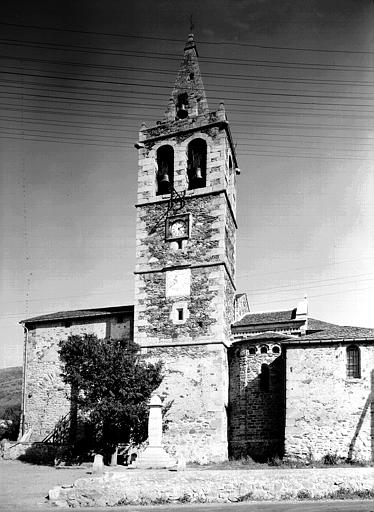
[58,334,163,460]
[0,405,21,441]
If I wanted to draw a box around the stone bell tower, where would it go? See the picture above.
[134,34,239,462]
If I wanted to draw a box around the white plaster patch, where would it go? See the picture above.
[165,269,191,297]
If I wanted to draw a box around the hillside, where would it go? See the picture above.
[0,366,22,416]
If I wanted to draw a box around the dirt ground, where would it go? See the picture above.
[0,459,90,511]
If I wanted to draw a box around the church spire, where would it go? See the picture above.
[165,33,209,122]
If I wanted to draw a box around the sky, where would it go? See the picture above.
[1,0,374,368]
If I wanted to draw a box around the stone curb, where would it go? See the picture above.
[49,467,374,508]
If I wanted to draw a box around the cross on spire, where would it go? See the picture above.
[189,14,194,32]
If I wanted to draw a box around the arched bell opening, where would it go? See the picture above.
[176,92,189,119]
[187,138,207,190]
[156,145,174,195]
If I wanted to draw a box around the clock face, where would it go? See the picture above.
[170,220,187,237]
[166,214,190,240]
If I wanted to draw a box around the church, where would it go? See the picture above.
[19,34,374,463]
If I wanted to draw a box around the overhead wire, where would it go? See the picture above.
[2,21,374,55]
[1,37,374,75]
[1,270,374,320]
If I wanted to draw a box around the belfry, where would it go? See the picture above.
[133,33,239,461]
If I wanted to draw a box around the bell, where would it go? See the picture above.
[195,167,203,180]
[158,172,170,192]
[159,173,170,184]
[176,104,188,119]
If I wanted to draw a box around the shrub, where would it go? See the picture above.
[297,489,312,500]
[322,452,339,465]
[237,491,254,502]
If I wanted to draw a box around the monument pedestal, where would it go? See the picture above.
[134,445,176,469]
[133,395,176,469]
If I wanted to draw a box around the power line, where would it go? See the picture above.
[2,53,373,87]
[249,285,374,309]
[1,272,374,319]
[2,83,374,114]
[238,256,374,278]
[3,72,374,102]
[1,37,374,73]
[2,115,373,145]
[1,21,374,55]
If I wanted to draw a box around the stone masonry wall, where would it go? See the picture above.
[143,343,228,463]
[224,197,236,282]
[285,343,374,461]
[135,266,228,347]
[24,316,132,442]
[229,341,285,461]
[135,194,226,274]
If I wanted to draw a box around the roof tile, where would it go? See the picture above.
[233,309,296,327]
[21,305,134,324]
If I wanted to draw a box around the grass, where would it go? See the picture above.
[115,487,374,506]
[326,488,374,500]
[189,454,373,470]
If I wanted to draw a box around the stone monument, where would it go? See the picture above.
[92,453,104,475]
[134,395,176,468]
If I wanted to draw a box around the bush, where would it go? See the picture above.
[297,489,312,500]
[322,452,339,465]
[0,405,21,441]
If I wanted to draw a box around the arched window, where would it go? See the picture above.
[187,138,207,190]
[272,345,280,354]
[248,346,256,355]
[260,363,270,392]
[176,92,189,119]
[260,345,268,354]
[347,345,360,378]
[156,145,174,195]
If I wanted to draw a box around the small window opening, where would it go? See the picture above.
[176,240,183,250]
[187,138,207,190]
[260,345,268,354]
[248,346,256,355]
[228,155,233,171]
[156,145,174,195]
[347,345,360,378]
[260,363,270,392]
[177,308,184,321]
[272,345,280,354]
[189,72,194,80]
[176,92,189,119]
